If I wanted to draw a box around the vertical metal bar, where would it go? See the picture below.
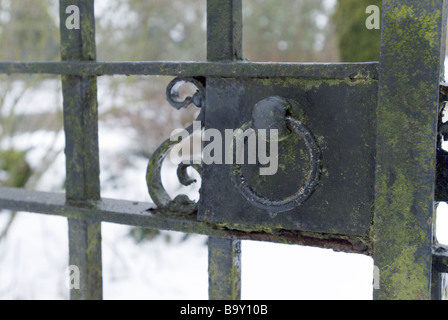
[441,274,448,299]
[208,238,241,300]
[431,263,442,300]
[431,245,448,299]
[433,0,448,300]
[431,265,444,300]
[68,219,102,300]
[207,0,242,61]
[373,0,447,300]
[59,0,102,300]
[206,0,243,300]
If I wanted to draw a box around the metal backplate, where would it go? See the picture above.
[198,77,378,236]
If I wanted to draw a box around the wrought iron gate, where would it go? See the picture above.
[0,0,448,300]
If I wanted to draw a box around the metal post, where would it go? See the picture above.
[207,0,242,61]
[208,238,241,300]
[373,0,447,300]
[59,0,102,300]
[206,0,243,300]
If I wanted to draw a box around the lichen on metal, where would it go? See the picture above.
[373,0,448,300]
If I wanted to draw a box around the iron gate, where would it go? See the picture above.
[0,0,448,300]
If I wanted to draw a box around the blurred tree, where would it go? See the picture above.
[0,0,59,194]
[333,0,382,62]
[96,0,206,61]
[0,0,59,191]
[0,148,32,240]
[0,0,59,61]
[0,149,31,188]
[243,0,339,62]
[0,0,60,241]
[96,0,339,63]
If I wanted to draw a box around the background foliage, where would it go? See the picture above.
[333,0,382,62]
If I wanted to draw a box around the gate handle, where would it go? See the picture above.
[231,96,322,217]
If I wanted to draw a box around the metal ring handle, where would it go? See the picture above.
[232,115,322,217]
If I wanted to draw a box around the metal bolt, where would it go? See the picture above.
[252,96,291,142]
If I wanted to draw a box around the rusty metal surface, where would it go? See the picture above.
[0,186,370,254]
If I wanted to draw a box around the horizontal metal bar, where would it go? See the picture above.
[0,186,370,254]
[0,61,379,79]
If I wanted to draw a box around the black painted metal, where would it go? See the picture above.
[205,0,243,300]
[208,238,241,300]
[0,61,379,79]
[232,110,322,215]
[437,84,448,201]
[0,186,369,253]
[59,0,102,300]
[166,77,205,110]
[199,77,377,235]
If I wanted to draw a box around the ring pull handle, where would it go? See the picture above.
[232,96,322,217]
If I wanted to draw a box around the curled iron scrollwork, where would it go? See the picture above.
[166,77,205,109]
[146,77,204,214]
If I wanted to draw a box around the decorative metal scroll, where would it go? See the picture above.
[166,77,205,110]
[146,77,204,214]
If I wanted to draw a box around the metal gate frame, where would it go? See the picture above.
[0,0,447,300]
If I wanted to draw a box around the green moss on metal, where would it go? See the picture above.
[207,0,242,62]
[260,77,375,91]
[62,75,100,201]
[382,247,430,299]
[373,1,444,300]
[208,238,241,300]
